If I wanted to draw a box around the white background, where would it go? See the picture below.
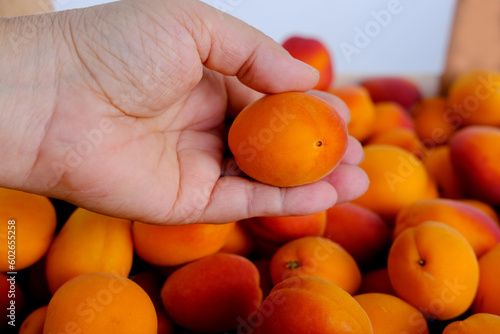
[54,0,457,90]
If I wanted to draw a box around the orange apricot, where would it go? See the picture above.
[387,222,479,320]
[161,253,262,333]
[219,221,254,257]
[45,208,134,293]
[242,211,326,245]
[0,188,56,271]
[447,70,500,126]
[282,36,334,91]
[411,96,457,146]
[370,101,414,138]
[443,313,500,334]
[361,77,421,110]
[422,176,439,200]
[19,305,47,334]
[43,273,157,334]
[330,85,376,142]
[472,243,500,316]
[133,221,234,266]
[450,125,500,206]
[324,202,391,267]
[394,198,500,257]
[354,293,429,334]
[228,92,348,187]
[351,144,430,221]
[256,276,373,334]
[423,145,464,199]
[459,198,500,224]
[270,236,361,295]
[367,128,427,160]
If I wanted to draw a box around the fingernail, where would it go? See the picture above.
[294,58,319,75]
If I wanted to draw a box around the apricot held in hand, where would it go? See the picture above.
[228,92,348,187]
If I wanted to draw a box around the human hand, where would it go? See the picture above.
[0,0,368,224]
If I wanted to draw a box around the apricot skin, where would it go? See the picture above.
[450,125,500,206]
[228,92,348,187]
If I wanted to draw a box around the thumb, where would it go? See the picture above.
[177,0,320,93]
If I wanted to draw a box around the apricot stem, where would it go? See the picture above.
[285,261,300,269]
[418,259,426,266]
[315,141,323,147]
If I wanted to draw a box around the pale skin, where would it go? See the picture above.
[0,0,369,225]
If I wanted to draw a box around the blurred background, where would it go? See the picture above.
[1,0,499,95]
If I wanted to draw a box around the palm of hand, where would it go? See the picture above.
[32,5,232,223]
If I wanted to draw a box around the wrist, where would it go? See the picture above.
[0,15,60,191]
